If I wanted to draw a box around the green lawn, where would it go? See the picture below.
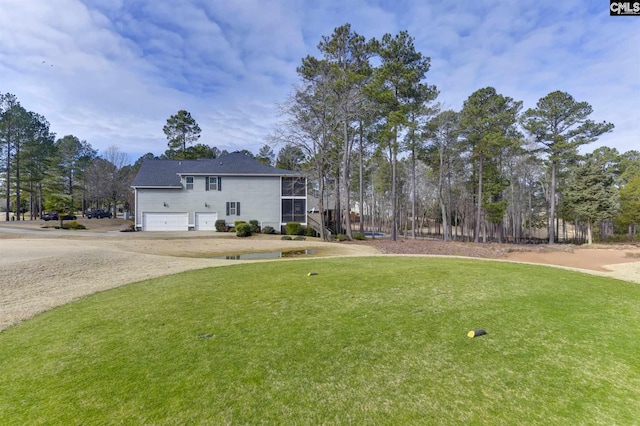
[1,257,639,424]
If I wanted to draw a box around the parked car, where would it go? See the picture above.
[42,212,59,221]
[43,212,77,221]
[86,209,112,219]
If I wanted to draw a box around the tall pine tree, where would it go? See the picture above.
[522,91,614,243]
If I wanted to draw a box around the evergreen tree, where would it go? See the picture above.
[256,144,275,166]
[367,31,437,240]
[522,91,614,243]
[459,87,522,242]
[565,155,619,244]
[619,172,640,240]
[0,93,23,220]
[163,110,202,160]
[423,109,460,241]
[22,112,56,219]
[313,24,376,238]
[275,144,305,171]
[54,135,97,210]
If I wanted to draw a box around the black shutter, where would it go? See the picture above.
[226,202,230,216]
[236,202,240,216]
[218,176,222,191]
[206,177,210,191]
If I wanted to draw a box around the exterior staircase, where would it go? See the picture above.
[307,211,332,238]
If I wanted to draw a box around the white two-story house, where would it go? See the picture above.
[132,152,306,231]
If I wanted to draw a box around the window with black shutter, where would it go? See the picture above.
[207,176,219,191]
[226,201,240,216]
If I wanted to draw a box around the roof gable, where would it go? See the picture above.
[132,151,300,188]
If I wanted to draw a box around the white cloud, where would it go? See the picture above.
[0,0,636,160]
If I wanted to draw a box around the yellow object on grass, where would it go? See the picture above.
[467,329,487,338]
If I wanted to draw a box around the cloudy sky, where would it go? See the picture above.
[1,0,638,163]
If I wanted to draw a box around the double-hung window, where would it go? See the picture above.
[185,176,194,190]
[226,202,240,216]
[206,176,222,191]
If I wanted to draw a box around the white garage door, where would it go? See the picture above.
[143,213,189,231]
[195,212,218,231]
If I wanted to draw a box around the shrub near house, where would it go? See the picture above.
[286,222,302,235]
[235,222,252,237]
[215,219,226,232]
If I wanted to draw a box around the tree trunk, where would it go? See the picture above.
[5,132,10,222]
[482,214,487,243]
[358,120,364,233]
[390,128,398,241]
[447,160,453,241]
[342,120,352,238]
[334,167,341,235]
[474,152,483,243]
[15,144,21,221]
[29,181,34,220]
[318,168,326,240]
[438,148,449,241]
[549,160,557,244]
[440,202,449,241]
[411,147,416,239]
[370,180,376,237]
[39,183,43,219]
[587,218,593,244]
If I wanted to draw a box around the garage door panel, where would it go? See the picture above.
[143,213,188,231]
[195,212,218,231]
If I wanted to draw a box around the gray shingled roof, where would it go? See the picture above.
[132,151,300,188]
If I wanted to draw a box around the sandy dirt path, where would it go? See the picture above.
[1,221,639,331]
[0,229,377,330]
[504,248,640,274]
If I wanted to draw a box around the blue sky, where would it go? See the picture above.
[1,0,637,163]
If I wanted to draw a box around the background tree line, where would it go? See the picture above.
[3,23,638,243]
[0,98,287,221]
[270,24,639,244]
[0,92,134,219]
